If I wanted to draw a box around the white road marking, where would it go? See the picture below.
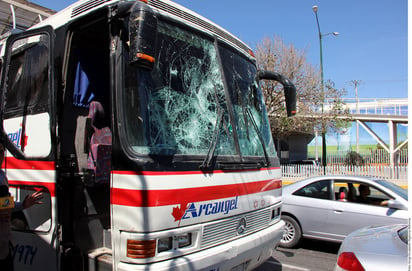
[267,260,312,271]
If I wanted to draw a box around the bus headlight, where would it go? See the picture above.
[157,237,173,252]
[157,232,193,253]
[177,233,192,248]
[121,226,200,263]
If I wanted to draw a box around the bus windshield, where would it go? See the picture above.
[122,21,276,159]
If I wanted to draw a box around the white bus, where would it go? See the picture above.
[0,0,296,270]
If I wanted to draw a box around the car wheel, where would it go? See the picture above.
[280,215,302,248]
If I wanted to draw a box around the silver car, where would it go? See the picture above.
[280,175,408,248]
[334,224,409,271]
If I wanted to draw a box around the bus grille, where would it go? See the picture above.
[200,208,272,249]
[71,0,111,17]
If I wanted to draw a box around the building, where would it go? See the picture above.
[0,0,55,35]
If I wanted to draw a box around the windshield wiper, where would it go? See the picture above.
[200,108,224,169]
[200,84,230,170]
[236,80,269,167]
[245,107,270,167]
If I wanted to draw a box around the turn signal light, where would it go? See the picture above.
[136,53,155,63]
[337,252,365,271]
[127,239,156,259]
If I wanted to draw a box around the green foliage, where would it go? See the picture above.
[345,151,364,166]
[255,36,350,138]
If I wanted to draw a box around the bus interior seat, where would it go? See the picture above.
[86,101,112,185]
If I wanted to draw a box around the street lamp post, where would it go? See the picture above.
[312,5,338,169]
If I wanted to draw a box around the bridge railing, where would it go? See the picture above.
[325,98,408,116]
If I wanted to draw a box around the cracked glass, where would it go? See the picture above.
[123,21,275,159]
[219,45,276,157]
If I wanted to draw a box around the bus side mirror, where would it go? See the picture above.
[256,70,297,117]
[128,3,157,69]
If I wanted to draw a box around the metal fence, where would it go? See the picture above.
[309,149,408,166]
[281,164,408,186]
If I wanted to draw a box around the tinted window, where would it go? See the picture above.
[375,179,408,200]
[334,181,392,206]
[293,180,330,199]
[3,33,52,158]
[5,34,49,117]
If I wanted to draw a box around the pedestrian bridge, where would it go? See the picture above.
[325,98,408,167]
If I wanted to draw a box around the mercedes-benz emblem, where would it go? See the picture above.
[236,217,247,235]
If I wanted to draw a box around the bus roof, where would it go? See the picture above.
[29,0,254,59]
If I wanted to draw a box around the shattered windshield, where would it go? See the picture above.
[123,21,275,158]
[219,45,276,157]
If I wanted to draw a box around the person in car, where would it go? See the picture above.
[357,184,388,206]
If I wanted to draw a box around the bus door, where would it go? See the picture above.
[0,27,58,271]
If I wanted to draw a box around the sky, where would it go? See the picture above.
[30,0,408,100]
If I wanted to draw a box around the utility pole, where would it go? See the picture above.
[312,5,339,170]
[350,80,363,154]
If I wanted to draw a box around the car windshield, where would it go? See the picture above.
[375,179,408,200]
[122,21,276,158]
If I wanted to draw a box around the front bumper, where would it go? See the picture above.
[117,220,285,271]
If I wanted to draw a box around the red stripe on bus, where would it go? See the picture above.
[111,179,281,207]
[112,167,280,176]
[3,157,55,170]
[8,180,56,197]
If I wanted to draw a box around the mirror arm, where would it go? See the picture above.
[256,70,297,117]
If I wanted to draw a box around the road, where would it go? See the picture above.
[255,239,341,271]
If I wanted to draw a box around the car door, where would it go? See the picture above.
[286,179,334,238]
[327,181,408,241]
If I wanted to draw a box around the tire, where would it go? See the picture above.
[280,215,302,248]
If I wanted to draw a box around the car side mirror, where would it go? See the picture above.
[387,199,407,210]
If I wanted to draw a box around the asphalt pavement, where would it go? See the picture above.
[255,239,341,271]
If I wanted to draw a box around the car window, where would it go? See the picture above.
[334,181,392,206]
[375,179,408,201]
[398,226,408,244]
[333,181,351,201]
[293,180,330,199]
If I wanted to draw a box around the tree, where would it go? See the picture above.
[345,151,364,166]
[255,36,350,138]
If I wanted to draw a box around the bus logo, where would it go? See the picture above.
[236,217,247,235]
[7,128,28,149]
[172,197,239,225]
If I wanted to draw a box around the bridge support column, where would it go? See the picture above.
[358,120,408,172]
[388,120,397,168]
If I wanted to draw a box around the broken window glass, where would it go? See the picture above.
[219,46,276,157]
[124,22,233,156]
[123,21,275,160]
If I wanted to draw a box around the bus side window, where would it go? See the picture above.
[9,185,52,232]
[3,33,52,158]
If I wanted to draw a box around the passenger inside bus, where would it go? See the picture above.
[86,101,112,185]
